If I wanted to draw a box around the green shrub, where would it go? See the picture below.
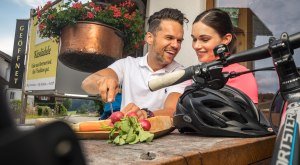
[59,105,68,116]
[54,104,68,116]
[37,106,43,116]
[62,98,72,110]
[43,107,51,116]
[37,106,51,116]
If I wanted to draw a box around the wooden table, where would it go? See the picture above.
[80,130,275,165]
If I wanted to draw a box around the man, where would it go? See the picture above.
[81,8,190,119]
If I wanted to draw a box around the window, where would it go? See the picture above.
[215,0,300,94]
[10,92,15,100]
[40,96,49,101]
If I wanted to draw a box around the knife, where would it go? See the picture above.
[107,91,114,114]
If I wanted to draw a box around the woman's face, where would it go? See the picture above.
[191,21,230,63]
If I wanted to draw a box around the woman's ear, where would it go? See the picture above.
[145,32,154,45]
[222,33,233,45]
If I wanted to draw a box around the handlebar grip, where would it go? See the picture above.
[148,67,194,91]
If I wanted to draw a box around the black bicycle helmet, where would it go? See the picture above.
[174,85,273,137]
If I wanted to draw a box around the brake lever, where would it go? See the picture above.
[192,64,227,90]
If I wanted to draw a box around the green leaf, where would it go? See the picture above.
[120,119,130,133]
[129,134,139,144]
[113,136,120,144]
[121,134,127,140]
[109,128,116,140]
[139,130,154,142]
[146,133,154,142]
[119,138,126,145]
[114,121,121,129]
[125,128,135,143]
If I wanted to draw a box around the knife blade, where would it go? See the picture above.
[107,91,113,114]
[109,102,113,114]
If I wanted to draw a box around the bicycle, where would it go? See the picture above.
[148,32,300,165]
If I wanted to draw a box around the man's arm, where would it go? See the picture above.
[81,68,119,102]
[152,92,181,117]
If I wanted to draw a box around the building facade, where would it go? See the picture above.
[0,50,23,101]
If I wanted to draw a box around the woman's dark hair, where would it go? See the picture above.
[193,8,237,53]
[148,8,189,34]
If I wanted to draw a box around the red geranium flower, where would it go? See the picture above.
[87,12,94,19]
[72,2,82,9]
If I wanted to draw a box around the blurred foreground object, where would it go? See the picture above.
[0,84,86,165]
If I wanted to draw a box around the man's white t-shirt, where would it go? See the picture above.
[108,54,190,111]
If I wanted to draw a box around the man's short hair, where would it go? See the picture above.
[147,8,188,34]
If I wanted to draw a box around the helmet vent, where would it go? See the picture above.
[191,92,207,98]
[222,112,247,124]
[203,100,224,108]
[202,117,219,127]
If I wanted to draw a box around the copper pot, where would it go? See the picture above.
[59,21,124,73]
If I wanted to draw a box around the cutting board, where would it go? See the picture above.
[35,116,175,140]
[76,127,175,140]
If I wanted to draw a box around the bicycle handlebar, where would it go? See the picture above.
[227,32,300,64]
[148,32,300,91]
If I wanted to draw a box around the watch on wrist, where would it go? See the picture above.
[141,108,154,118]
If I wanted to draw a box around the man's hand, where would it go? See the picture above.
[96,76,119,102]
[81,68,119,102]
[121,103,147,120]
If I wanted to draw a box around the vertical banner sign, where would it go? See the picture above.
[9,19,29,89]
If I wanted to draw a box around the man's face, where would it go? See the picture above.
[146,20,184,68]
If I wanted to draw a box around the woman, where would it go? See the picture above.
[191,8,258,103]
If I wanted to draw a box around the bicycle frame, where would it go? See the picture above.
[268,33,300,164]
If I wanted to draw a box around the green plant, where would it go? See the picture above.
[37,106,51,116]
[43,107,51,116]
[59,104,68,116]
[37,106,43,116]
[109,116,154,145]
[35,0,145,53]
[63,98,72,110]
[54,104,68,116]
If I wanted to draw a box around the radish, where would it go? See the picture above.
[110,111,124,124]
[139,119,151,131]
[126,111,138,118]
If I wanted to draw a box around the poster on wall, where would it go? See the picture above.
[25,16,59,91]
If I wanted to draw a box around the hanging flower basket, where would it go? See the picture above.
[35,0,145,72]
[59,21,124,72]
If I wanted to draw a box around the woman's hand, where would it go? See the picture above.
[121,103,147,120]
